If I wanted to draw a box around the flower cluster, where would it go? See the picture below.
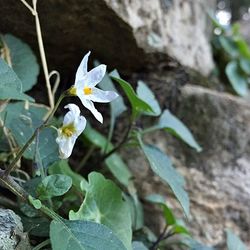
[56,52,118,159]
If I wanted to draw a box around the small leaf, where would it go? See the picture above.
[226,229,247,250]
[82,124,132,187]
[111,74,153,119]
[239,58,250,75]
[172,225,190,235]
[2,102,59,167]
[219,36,238,58]
[145,194,176,225]
[0,59,33,101]
[235,37,250,59]
[37,174,72,200]
[136,80,161,116]
[69,172,132,250]
[49,160,85,192]
[132,241,148,250]
[28,195,42,209]
[140,143,189,217]
[157,110,202,152]
[50,219,127,250]
[3,34,39,92]
[226,61,248,96]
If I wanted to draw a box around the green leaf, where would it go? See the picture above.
[145,194,176,225]
[69,172,132,250]
[37,174,72,200]
[3,34,39,92]
[140,143,189,217]
[0,59,33,101]
[226,229,247,250]
[219,36,238,58]
[136,80,161,116]
[50,219,127,250]
[172,225,190,235]
[235,37,250,59]
[111,74,153,119]
[49,160,85,192]
[132,241,148,250]
[82,124,132,187]
[28,195,42,209]
[239,58,250,75]
[226,61,248,96]
[2,102,59,167]
[157,110,202,152]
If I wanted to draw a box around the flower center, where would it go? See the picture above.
[61,123,76,137]
[84,87,93,95]
[68,86,77,96]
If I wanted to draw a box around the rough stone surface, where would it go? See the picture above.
[106,0,215,76]
[122,85,250,249]
[0,208,30,250]
[0,0,215,77]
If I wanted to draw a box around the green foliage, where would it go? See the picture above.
[50,219,127,250]
[0,59,33,101]
[136,80,161,116]
[211,17,250,96]
[156,110,202,152]
[69,172,132,250]
[37,174,72,200]
[28,195,42,209]
[2,34,39,92]
[139,143,189,217]
[111,73,153,119]
[226,229,247,250]
[83,124,132,187]
[49,160,85,192]
[1,102,59,167]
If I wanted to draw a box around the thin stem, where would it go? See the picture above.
[77,145,96,172]
[149,225,168,250]
[0,169,61,221]
[20,0,35,14]
[33,239,50,250]
[32,0,54,109]
[102,121,133,160]
[103,115,115,155]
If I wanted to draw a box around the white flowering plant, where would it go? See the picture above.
[0,2,247,250]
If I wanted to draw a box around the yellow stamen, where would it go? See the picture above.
[61,123,76,137]
[68,86,77,96]
[84,87,93,95]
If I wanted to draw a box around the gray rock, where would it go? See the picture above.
[123,85,250,248]
[0,0,215,76]
[0,208,30,250]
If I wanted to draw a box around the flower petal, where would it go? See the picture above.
[63,103,81,125]
[78,94,103,123]
[56,135,77,159]
[75,51,91,83]
[85,64,106,87]
[75,115,87,136]
[90,88,119,103]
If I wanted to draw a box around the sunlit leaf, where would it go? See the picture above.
[226,61,248,96]
[140,143,189,217]
[50,219,127,250]
[37,174,72,200]
[226,229,247,250]
[3,34,39,91]
[110,73,153,119]
[69,172,132,250]
[136,80,161,116]
[0,59,33,101]
[157,110,202,152]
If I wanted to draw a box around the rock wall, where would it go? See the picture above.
[0,0,215,76]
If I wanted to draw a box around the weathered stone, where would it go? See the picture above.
[0,208,30,250]
[0,0,215,77]
[122,85,250,248]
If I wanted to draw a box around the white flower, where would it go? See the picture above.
[69,51,119,123]
[56,104,86,159]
